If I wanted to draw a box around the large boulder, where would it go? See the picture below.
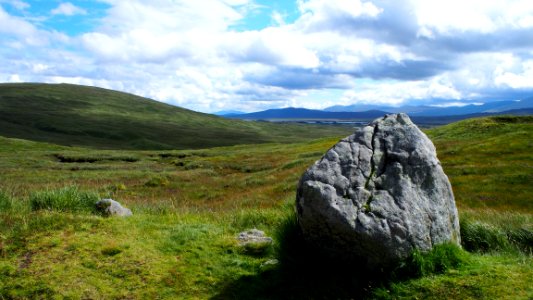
[296,113,460,268]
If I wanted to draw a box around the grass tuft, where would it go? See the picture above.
[394,243,469,279]
[461,219,511,253]
[460,214,532,254]
[144,176,170,187]
[29,186,99,213]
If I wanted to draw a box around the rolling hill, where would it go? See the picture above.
[0,83,352,150]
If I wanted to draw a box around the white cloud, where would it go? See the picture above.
[32,63,48,73]
[412,0,533,33]
[8,74,22,82]
[2,0,533,113]
[340,77,463,106]
[0,6,37,36]
[233,27,321,68]
[271,11,285,26]
[431,102,483,108]
[298,0,383,19]
[0,6,58,46]
[0,0,30,10]
[494,60,533,89]
[51,2,87,16]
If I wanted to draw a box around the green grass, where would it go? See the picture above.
[427,115,533,211]
[0,83,352,150]
[0,191,13,212]
[460,210,532,254]
[29,186,99,213]
[0,115,531,299]
[373,254,532,299]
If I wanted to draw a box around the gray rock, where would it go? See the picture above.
[95,199,132,217]
[296,113,460,268]
[237,229,273,254]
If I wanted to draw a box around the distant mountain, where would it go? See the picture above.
[226,107,389,120]
[225,106,533,126]
[0,83,352,150]
[325,104,434,114]
[213,110,245,116]
[325,97,533,116]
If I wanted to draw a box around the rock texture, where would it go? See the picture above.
[95,199,132,217]
[296,113,460,268]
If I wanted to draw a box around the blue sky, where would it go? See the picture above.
[1,0,533,113]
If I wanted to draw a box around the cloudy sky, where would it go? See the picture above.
[1,0,533,113]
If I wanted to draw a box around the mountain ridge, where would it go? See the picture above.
[225,106,533,123]
[324,97,533,116]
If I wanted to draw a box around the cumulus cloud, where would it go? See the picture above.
[1,0,533,112]
[0,6,38,37]
[0,6,69,46]
[339,77,463,106]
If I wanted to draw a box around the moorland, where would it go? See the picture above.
[0,84,531,299]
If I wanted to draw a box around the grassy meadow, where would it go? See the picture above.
[0,116,532,299]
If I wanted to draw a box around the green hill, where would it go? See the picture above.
[0,83,352,149]
[427,115,533,211]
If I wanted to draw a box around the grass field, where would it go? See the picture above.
[0,83,352,150]
[0,116,531,299]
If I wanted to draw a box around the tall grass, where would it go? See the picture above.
[0,190,26,213]
[0,191,12,212]
[29,186,99,213]
[460,212,532,254]
[395,243,469,278]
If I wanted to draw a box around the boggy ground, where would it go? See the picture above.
[0,116,532,299]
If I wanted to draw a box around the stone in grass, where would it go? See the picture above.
[95,199,132,217]
[237,229,273,255]
[297,113,461,269]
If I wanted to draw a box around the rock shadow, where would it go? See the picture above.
[212,217,388,300]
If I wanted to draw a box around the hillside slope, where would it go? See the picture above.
[0,83,352,149]
[427,115,533,211]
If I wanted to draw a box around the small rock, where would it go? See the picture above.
[95,199,132,217]
[237,229,273,254]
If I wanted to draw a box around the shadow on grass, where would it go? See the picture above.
[213,216,387,300]
[213,214,469,300]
